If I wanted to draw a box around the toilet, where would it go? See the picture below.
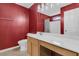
[18,39,27,51]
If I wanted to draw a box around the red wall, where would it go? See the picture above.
[61,3,79,34]
[29,9,37,33]
[29,4,50,33]
[0,3,50,50]
[0,3,29,50]
[37,13,50,32]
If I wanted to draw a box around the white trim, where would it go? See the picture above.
[0,46,19,53]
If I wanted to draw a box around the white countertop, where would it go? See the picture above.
[27,32,79,53]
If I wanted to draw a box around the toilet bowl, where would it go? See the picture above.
[18,39,27,51]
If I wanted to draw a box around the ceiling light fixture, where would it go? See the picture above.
[37,3,53,12]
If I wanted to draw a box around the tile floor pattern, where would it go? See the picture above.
[0,47,27,56]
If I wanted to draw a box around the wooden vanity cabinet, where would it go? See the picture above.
[31,38,40,56]
[78,54,79,56]
[40,41,77,56]
[27,37,32,56]
[27,37,40,56]
[27,36,78,56]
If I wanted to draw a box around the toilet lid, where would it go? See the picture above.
[18,39,27,44]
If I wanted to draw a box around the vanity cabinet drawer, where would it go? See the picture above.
[40,41,77,56]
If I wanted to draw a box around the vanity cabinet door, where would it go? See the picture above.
[27,37,40,56]
[77,53,79,56]
[31,38,40,56]
[27,37,32,56]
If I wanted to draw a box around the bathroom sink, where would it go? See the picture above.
[52,41,61,45]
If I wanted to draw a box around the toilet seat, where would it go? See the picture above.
[18,39,27,51]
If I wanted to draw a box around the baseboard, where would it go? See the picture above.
[0,46,19,53]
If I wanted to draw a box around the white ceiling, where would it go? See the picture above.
[16,3,33,8]
[38,3,71,16]
[16,3,71,16]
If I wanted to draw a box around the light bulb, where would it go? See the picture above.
[50,3,53,8]
[37,5,40,12]
[44,3,48,10]
[41,3,45,11]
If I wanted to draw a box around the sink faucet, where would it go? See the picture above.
[39,32,42,35]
